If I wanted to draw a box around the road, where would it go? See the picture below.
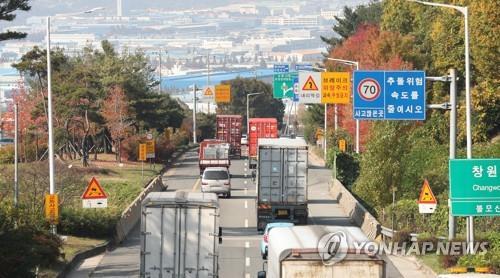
[69,148,407,278]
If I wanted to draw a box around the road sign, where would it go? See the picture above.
[215,84,231,103]
[273,72,298,99]
[44,194,59,224]
[139,143,147,161]
[292,77,299,102]
[449,159,500,216]
[353,71,426,120]
[418,179,437,213]
[146,133,153,140]
[273,64,289,73]
[202,85,215,103]
[339,139,346,152]
[82,177,108,208]
[295,64,312,71]
[298,72,321,104]
[146,140,155,158]
[321,72,351,104]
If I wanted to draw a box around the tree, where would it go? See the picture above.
[0,0,31,41]
[217,78,285,133]
[101,86,132,163]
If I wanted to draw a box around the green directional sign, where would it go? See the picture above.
[449,159,500,216]
[273,72,298,99]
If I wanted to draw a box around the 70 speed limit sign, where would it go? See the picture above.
[357,78,381,101]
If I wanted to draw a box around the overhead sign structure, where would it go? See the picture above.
[353,71,426,120]
[273,72,298,99]
[298,72,321,104]
[146,140,155,159]
[273,64,289,73]
[202,85,215,103]
[321,72,351,104]
[82,177,108,208]
[449,159,499,216]
[44,194,59,224]
[418,179,437,214]
[139,143,147,161]
[215,84,231,103]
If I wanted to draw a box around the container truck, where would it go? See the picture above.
[199,139,230,174]
[248,118,278,169]
[140,191,222,278]
[216,115,242,157]
[256,138,308,231]
[258,225,385,278]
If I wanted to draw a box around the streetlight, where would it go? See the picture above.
[326,57,360,154]
[409,0,474,254]
[46,7,105,234]
[246,92,264,135]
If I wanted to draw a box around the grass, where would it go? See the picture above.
[418,253,447,274]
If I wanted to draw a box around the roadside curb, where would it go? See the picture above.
[57,240,110,278]
[398,255,438,277]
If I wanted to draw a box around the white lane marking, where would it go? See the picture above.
[244,173,248,177]
[245,257,250,267]
[244,219,248,228]
[244,188,248,195]
[245,274,250,278]
[244,180,247,184]
[244,162,248,166]
[244,167,247,172]
[244,200,248,209]
[245,241,250,248]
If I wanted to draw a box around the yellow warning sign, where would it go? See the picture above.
[418,179,437,204]
[139,143,147,161]
[321,72,351,104]
[204,87,214,96]
[146,139,155,159]
[302,75,319,91]
[44,194,59,224]
[215,84,231,103]
[82,177,107,199]
[339,139,346,152]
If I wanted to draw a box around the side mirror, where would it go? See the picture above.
[218,227,223,244]
[257,271,266,278]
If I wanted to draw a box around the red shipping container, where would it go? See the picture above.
[198,139,230,174]
[248,118,278,158]
[216,115,242,156]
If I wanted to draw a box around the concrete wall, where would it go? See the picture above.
[329,179,381,240]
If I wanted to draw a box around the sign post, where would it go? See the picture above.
[353,71,426,120]
[139,143,147,181]
[449,159,499,216]
[81,177,108,208]
[418,179,437,213]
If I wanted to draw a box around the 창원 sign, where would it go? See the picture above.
[353,71,426,120]
[449,159,500,216]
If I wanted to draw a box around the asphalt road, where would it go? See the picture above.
[69,148,405,278]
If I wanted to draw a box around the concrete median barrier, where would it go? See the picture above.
[329,178,381,240]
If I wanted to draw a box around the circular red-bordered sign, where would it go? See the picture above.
[357,78,381,101]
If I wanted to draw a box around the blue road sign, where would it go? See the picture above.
[292,77,299,102]
[273,64,289,73]
[353,71,426,120]
[295,64,313,71]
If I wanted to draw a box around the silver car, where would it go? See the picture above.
[201,167,231,198]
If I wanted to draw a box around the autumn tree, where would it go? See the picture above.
[101,86,132,163]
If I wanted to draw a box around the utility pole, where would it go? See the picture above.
[158,51,162,93]
[193,84,197,144]
[207,52,211,114]
[14,103,18,207]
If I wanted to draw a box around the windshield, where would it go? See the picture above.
[204,171,229,180]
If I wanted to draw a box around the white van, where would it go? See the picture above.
[201,167,231,198]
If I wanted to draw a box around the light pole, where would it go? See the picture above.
[326,57,360,154]
[46,7,104,234]
[246,92,264,135]
[409,0,474,254]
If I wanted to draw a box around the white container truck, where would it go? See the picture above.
[256,138,308,231]
[140,191,221,278]
[258,225,385,278]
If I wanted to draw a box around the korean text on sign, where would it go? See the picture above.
[321,72,351,104]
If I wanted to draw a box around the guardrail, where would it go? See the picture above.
[380,226,447,242]
[329,178,381,240]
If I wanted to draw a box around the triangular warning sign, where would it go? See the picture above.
[302,75,319,91]
[418,179,437,204]
[204,87,213,96]
[82,177,107,199]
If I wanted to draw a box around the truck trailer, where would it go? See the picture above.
[248,118,278,169]
[216,115,242,157]
[140,191,221,278]
[259,225,385,278]
[256,138,308,231]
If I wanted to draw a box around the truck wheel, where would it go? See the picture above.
[226,191,231,198]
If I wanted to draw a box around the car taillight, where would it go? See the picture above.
[263,234,268,243]
[202,182,208,185]
[224,182,230,185]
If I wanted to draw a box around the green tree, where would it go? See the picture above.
[0,0,31,41]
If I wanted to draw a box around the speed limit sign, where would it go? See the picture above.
[357,78,381,101]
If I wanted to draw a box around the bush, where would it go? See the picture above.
[58,208,120,238]
[417,232,439,252]
[393,229,412,244]
[0,145,14,163]
[440,254,460,268]
[326,150,360,189]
